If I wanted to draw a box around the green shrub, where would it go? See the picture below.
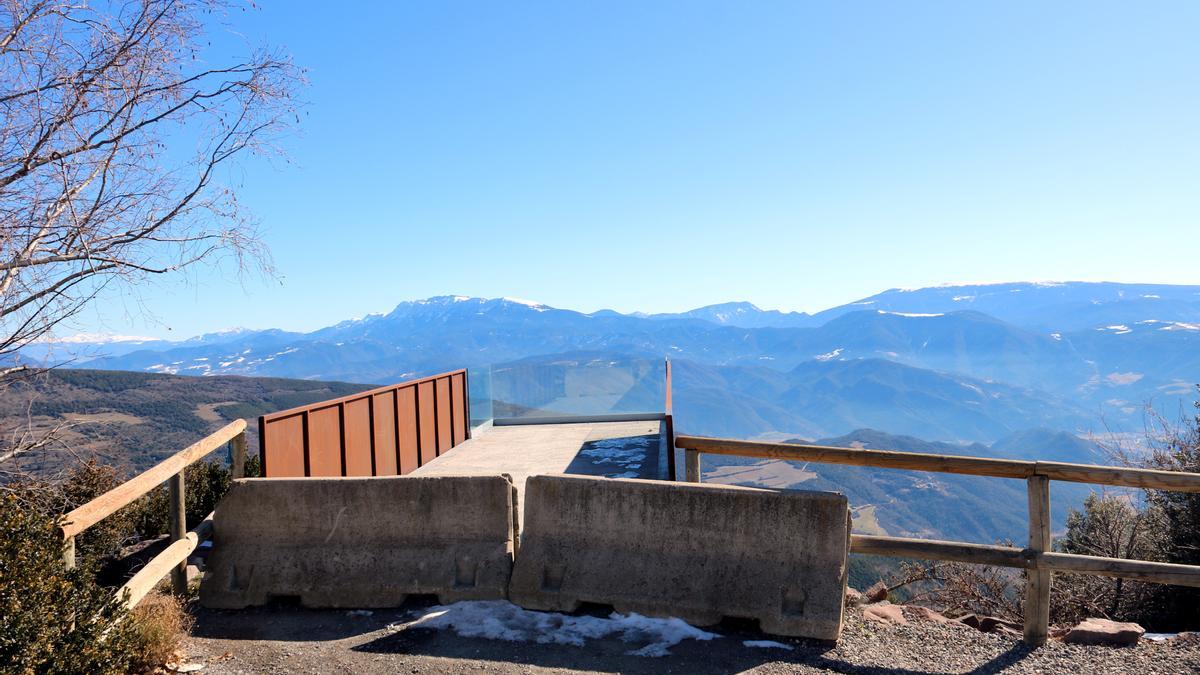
[134,459,233,537]
[0,495,140,674]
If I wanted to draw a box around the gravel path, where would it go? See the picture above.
[183,602,1200,674]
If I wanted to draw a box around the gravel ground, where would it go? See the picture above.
[183,601,1200,674]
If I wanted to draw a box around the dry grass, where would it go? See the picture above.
[128,593,194,672]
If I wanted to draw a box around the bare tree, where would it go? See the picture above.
[0,0,300,464]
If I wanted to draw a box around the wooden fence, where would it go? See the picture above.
[675,434,1200,646]
[59,420,248,609]
[258,369,470,477]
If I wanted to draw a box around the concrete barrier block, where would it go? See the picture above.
[200,475,517,609]
[509,475,850,640]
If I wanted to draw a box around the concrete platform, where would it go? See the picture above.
[410,420,668,524]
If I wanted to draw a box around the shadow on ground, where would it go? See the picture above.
[191,599,1040,675]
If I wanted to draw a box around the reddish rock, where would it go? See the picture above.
[957,613,1023,634]
[864,581,888,603]
[863,602,907,625]
[1061,618,1145,646]
[845,587,864,607]
[904,605,952,624]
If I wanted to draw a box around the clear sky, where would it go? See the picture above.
[74,1,1200,339]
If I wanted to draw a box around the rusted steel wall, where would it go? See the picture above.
[259,369,471,477]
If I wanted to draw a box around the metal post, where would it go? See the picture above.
[1024,475,1051,645]
[685,449,701,483]
[168,471,187,594]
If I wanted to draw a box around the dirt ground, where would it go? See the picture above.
[182,600,1200,675]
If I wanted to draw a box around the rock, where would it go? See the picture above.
[904,606,952,624]
[845,587,864,607]
[863,602,907,625]
[864,581,888,603]
[957,613,1023,634]
[1061,618,1145,646]
[185,564,203,585]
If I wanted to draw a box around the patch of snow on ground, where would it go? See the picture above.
[1144,633,1177,641]
[815,347,843,362]
[743,639,794,650]
[578,437,652,477]
[403,601,718,657]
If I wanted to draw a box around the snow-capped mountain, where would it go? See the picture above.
[61,282,1200,441]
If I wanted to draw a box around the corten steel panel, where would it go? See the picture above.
[263,415,306,477]
[417,381,437,466]
[343,398,374,476]
[371,391,398,476]
[436,377,453,455]
[256,369,468,478]
[397,386,419,474]
[451,373,467,445]
[308,406,344,477]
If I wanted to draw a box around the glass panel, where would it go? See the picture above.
[489,356,666,419]
[467,364,493,430]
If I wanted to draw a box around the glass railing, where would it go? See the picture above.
[469,355,667,423]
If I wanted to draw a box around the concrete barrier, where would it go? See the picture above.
[509,474,851,640]
[200,474,518,609]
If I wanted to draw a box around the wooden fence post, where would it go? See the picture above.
[168,471,187,595]
[231,431,247,479]
[685,450,701,483]
[62,535,75,570]
[1024,474,1051,645]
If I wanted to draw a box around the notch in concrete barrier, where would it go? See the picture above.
[200,474,519,609]
[508,474,851,641]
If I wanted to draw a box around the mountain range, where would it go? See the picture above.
[37,281,1200,443]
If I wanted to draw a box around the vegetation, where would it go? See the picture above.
[884,391,1200,631]
[0,494,139,673]
[2,452,246,672]
[1,368,369,477]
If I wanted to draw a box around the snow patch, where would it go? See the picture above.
[815,347,843,362]
[578,437,653,477]
[877,310,944,318]
[42,332,158,344]
[502,296,549,311]
[743,639,794,650]
[401,600,718,657]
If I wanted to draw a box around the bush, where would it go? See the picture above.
[6,461,143,567]
[0,495,140,674]
[1140,394,1200,630]
[127,594,193,672]
[134,459,234,537]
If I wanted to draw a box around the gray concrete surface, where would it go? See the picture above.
[508,474,852,641]
[411,420,666,526]
[200,475,517,609]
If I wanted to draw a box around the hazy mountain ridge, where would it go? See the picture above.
[59,282,1200,442]
[701,428,1096,543]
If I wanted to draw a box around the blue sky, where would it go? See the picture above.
[76,1,1200,339]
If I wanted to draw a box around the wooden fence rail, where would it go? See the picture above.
[60,420,248,607]
[675,434,1200,646]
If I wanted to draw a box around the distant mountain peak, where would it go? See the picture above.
[645,301,813,328]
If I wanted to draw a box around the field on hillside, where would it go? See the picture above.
[0,369,373,477]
